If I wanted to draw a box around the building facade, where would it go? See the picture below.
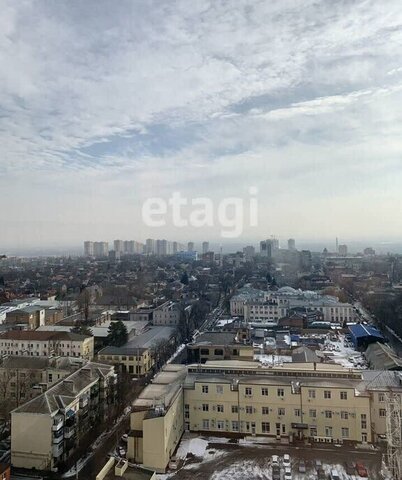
[152,302,181,326]
[0,331,94,359]
[11,362,116,471]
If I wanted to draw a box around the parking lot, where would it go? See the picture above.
[158,434,389,480]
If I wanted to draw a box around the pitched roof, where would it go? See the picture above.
[0,330,91,341]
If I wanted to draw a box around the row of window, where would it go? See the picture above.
[200,385,349,400]
[199,419,351,438]
[198,404,355,419]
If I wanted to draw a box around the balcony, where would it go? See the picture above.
[52,443,64,458]
[52,415,64,431]
[53,430,64,444]
[64,426,75,439]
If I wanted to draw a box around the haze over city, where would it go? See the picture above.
[1,0,402,251]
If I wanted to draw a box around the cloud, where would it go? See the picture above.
[1,0,402,248]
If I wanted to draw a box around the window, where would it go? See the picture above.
[261,387,268,396]
[217,404,224,413]
[361,414,367,430]
[232,405,238,414]
[202,419,209,430]
[294,409,301,417]
[324,390,331,399]
[379,393,385,402]
[202,404,209,412]
[277,388,284,397]
[202,385,209,394]
[309,409,316,418]
[379,409,386,418]
[245,387,252,396]
[214,349,224,356]
[232,421,239,432]
[341,427,349,438]
[308,389,316,399]
[325,426,333,437]
[341,411,349,420]
[310,427,317,437]
[261,422,270,433]
[245,406,253,414]
[278,408,285,416]
[216,385,223,394]
[340,391,348,400]
[217,420,224,430]
[325,410,332,419]
[262,407,269,415]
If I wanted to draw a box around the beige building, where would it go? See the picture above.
[127,361,402,472]
[11,361,116,471]
[98,346,153,376]
[129,365,186,472]
[5,306,45,329]
[0,331,94,360]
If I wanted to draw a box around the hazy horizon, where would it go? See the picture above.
[2,1,402,246]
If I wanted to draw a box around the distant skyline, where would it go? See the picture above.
[1,1,402,247]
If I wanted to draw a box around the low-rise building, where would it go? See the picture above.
[11,361,116,471]
[127,361,402,472]
[152,302,180,326]
[0,331,94,360]
[5,306,45,329]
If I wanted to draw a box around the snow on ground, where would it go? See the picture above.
[254,354,292,365]
[210,459,272,480]
[216,319,235,327]
[167,343,186,364]
[176,434,230,461]
[320,334,368,369]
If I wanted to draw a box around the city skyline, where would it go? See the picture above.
[2,1,402,247]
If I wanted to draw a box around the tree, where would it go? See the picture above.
[180,271,189,285]
[107,321,128,347]
[77,288,92,323]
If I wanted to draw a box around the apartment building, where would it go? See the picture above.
[152,302,180,326]
[0,331,94,360]
[0,356,84,416]
[97,346,153,376]
[127,361,402,472]
[11,361,116,471]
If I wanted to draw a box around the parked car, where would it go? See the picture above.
[283,454,291,467]
[169,456,178,470]
[298,460,306,473]
[284,466,292,480]
[345,461,355,475]
[330,469,340,480]
[271,455,279,466]
[116,446,126,457]
[315,459,322,471]
[355,462,368,477]
[317,468,326,480]
[272,465,281,480]
[121,433,128,443]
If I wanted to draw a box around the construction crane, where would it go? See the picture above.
[385,390,402,479]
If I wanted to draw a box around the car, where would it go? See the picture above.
[317,468,326,480]
[345,461,355,475]
[169,456,178,470]
[121,434,128,443]
[272,465,281,480]
[355,462,368,477]
[315,459,322,471]
[284,466,292,480]
[283,453,291,467]
[330,469,340,480]
[116,446,126,457]
[298,460,306,473]
[271,455,279,466]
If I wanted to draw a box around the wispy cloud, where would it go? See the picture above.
[1,0,402,246]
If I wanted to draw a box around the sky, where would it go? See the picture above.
[1,0,402,251]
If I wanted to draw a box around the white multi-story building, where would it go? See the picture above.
[152,301,181,326]
[231,286,355,324]
[202,242,209,254]
[93,241,109,257]
[0,331,94,359]
[114,239,124,253]
[84,241,94,256]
